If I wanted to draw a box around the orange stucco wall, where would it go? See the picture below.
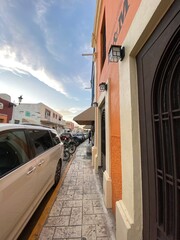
[0,98,14,122]
[0,114,8,123]
[96,0,141,213]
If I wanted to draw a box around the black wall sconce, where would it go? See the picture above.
[99,82,107,91]
[108,45,125,62]
[92,102,98,107]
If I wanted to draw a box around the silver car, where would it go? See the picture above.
[0,124,63,240]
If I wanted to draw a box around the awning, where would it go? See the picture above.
[73,106,95,125]
[83,125,92,129]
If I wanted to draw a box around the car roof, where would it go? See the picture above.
[0,123,53,132]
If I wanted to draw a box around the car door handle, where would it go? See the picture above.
[27,166,36,175]
[38,160,45,166]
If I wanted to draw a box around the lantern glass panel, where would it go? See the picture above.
[109,45,122,62]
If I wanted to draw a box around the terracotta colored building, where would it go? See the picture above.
[0,97,14,123]
[92,0,179,239]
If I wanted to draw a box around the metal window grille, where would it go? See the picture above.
[152,36,180,240]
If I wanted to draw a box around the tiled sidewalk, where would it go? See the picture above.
[39,140,116,240]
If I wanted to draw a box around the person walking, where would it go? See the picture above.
[88,130,91,144]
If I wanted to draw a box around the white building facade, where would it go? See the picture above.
[11,103,66,134]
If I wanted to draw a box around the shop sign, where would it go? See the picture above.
[113,0,129,43]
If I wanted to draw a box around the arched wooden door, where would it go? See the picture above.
[137,1,180,239]
[152,30,180,240]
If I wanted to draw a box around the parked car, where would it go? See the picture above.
[83,132,89,139]
[74,133,85,142]
[0,124,63,240]
[71,134,83,146]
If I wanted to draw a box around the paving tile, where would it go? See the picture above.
[78,171,84,176]
[92,200,102,207]
[83,193,100,200]
[83,205,94,215]
[83,214,95,225]
[76,179,84,185]
[60,207,71,216]
[57,194,74,200]
[49,200,63,216]
[54,226,81,238]
[63,179,77,185]
[84,189,98,194]
[53,239,67,240]
[68,239,81,240]
[95,214,108,225]
[39,226,55,239]
[69,172,78,177]
[82,224,96,240]
[83,214,107,225]
[45,216,69,226]
[96,224,108,237]
[73,194,83,200]
[63,200,83,208]
[70,207,82,225]
[97,238,110,240]
[68,185,83,190]
[67,189,75,195]
[94,206,105,214]
[83,200,93,206]
[77,174,84,179]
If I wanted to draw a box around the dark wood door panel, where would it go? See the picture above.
[137,1,180,239]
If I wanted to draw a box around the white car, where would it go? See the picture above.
[0,124,64,240]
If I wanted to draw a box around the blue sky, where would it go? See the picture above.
[0,0,96,122]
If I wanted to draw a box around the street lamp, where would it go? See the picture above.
[18,95,23,105]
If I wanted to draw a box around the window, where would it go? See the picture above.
[0,130,30,177]
[51,130,60,146]
[28,130,53,156]
[14,120,20,124]
[45,109,51,119]
[101,13,106,70]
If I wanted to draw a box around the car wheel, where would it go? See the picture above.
[54,160,62,187]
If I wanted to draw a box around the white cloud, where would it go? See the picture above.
[33,1,66,63]
[0,45,68,96]
[68,107,84,114]
[81,42,92,54]
[35,0,50,19]
[74,75,91,90]
[57,106,88,122]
